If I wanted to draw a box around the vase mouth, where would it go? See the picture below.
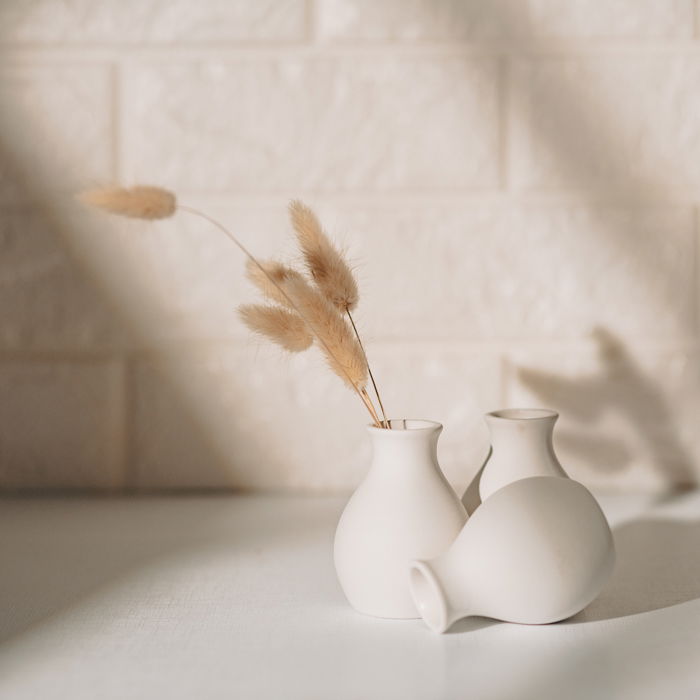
[409,560,449,634]
[486,408,558,422]
[367,419,443,433]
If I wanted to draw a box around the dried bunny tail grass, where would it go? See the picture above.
[245,259,306,309]
[281,275,367,391]
[78,185,176,220]
[289,199,359,312]
[239,304,313,353]
[78,190,382,424]
[288,200,389,427]
[176,204,379,423]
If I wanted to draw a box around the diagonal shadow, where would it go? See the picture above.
[0,494,331,647]
[0,0,698,656]
[0,91,282,492]
[0,60,286,647]
[456,1,696,199]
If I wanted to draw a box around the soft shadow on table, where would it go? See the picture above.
[0,500,218,647]
[445,616,497,635]
[570,515,700,623]
[441,510,700,633]
[0,495,326,648]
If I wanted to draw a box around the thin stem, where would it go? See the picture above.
[347,310,389,429]
[178,204,381,427]
[360,388,382,427]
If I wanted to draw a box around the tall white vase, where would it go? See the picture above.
[334,419,467,619]
[409,476,615,633]
[479,408,568,502]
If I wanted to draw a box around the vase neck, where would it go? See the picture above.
[410,558,470,633]
[367,420,442,477]
[485,409,560,465]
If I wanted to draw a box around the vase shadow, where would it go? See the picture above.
[444,616,498,635]
[570,515,700,623]
[441,509,700,632]
[460,447,489,515]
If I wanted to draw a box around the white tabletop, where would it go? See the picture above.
[1,491,699,700]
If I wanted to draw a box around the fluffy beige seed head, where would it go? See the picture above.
[245,259,306,309]
[239,304,313,353]
[289,200,359,312]
[280,275,367,390]
[78,185,176,220]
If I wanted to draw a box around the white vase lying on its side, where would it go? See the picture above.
[409,476,615,633]
[478,408,568,503]
[334,419,467,619]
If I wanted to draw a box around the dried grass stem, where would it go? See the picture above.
[347,310,389,429]
[177,204,381,427]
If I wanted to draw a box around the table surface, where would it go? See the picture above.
[0,491,699,700]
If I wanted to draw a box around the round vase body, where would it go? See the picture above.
[479,408,568,502]
[410,476,615,632]
[334,420,467,619]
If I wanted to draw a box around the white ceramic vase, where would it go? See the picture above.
[409,476,615,633]
[334,419,467,619]
[479,408,568,502]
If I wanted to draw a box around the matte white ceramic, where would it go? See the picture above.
[409,476,615,632]
[334,419,467,619]
[479,408,568,502]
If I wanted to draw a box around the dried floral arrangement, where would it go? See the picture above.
[78,185,389,428]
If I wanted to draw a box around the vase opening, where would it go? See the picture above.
[487,408,558,421]
[369,419,442,432]
[408,561,449,634]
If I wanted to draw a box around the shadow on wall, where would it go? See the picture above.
[517,326,697,489]
[451,1,693,198]
[0,0,697,493]
[0,124,277,490]
[447,2,700,489]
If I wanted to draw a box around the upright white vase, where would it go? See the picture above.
[479,408,568,502]
[334,420,467,619]
[409,476,615,633]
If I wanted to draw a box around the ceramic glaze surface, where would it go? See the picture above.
[479,408,568,502]
[334,420,467,619]
[410,476,615,632]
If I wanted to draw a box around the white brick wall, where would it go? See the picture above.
[1,0,699,492]
[125,56,500,191]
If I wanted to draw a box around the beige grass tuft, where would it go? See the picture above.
[78,186,385,425]
[78,185,176,220]
[289,200,389,426]
[289,200,359,312]
[280,275,367,390]
[245,259,306,309]
[239,304,313,353]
